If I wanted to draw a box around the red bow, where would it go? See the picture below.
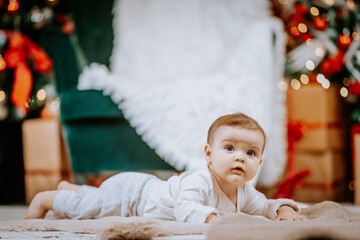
[275,121,311,199]
[3,30,52,114]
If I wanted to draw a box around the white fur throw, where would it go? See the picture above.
[77,0,287,187]
[1,202,359,240]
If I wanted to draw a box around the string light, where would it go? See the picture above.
[324,0,335,6]
[290,26,300,37]
[291,79,301,90]
[315,48,324,57]
[305,60,315,70]
[0,56,5,71]
[316,74,326,84]
[340,87,348,97]
[298,23,307,33]
[321,79,330,89]
[347,0,355,10]
[300,74,309,84]
[7,0,19,12]
[36,89,46,101]
[277,80,288,92]
[31,10,44,23]
[0,90,5,103]
[352,32,359,41]
[310,7,319,16]
[343,78,350,86]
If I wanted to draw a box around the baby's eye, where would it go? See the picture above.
[247,150,255,157]
[225,146,234,152]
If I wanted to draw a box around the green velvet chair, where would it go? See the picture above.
[40,1,175,177]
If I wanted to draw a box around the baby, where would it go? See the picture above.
[25,113,306,222]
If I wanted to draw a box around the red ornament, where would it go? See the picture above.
[313,17,328,30]
[61,20,75,34]
[320,55,342,77]
[289,13,306,24]
[295,3,308,15]
[300,33,312,42]
[348,80,360,96]
[338,34,352,49]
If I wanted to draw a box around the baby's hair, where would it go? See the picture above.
[207,113,267,152]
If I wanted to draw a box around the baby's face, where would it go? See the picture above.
[205,126,264,186]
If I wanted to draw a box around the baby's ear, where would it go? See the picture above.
[204,144,211,162]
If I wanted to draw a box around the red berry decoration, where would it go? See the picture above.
[313,17,328,30]
[348,80,360,96]
[295,3,308,14]
[320,56,342,77]
[289,13,306,24]
[300,33,312,41]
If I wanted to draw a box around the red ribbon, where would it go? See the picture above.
[3,31,52,114]
[275,120,344,199]
[275,121,311,199]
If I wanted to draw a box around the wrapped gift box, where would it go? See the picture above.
[294,151,346,184]
[22,118,73,204]
[292,151,346,203]
[293,183,345,203]
[287,83,346,151]
[355,134,360,206]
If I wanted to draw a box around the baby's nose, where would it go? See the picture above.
[233,151,245,162]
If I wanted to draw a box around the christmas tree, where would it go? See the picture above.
[0,0,73,204]
[273,0,360,123]
[0,0,74,121]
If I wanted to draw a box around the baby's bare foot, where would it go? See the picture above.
[25,192,48,219]
[57,180,81,191]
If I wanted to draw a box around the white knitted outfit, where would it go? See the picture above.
[54,168,299,222]
[53,172,156,219]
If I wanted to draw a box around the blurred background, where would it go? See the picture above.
[0,0,359,206]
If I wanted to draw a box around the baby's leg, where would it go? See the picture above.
[57,180,81,192]
[25,190,59,219]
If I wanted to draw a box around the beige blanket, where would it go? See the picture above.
[0,201,359,240]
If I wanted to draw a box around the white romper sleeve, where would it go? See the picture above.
[239,183,299,220]
[174,171,219,223]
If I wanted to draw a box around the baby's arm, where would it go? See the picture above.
[241,184,306,220]
[174,173,218,223]
[276,205,307,221]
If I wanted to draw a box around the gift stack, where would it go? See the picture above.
[22,118,73,204]
[351,124,360,206]
[287,83,347,203]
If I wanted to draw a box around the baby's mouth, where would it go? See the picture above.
[232,167,245,173]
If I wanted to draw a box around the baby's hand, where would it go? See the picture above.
[205,213,218,223]
[276,205,307,221]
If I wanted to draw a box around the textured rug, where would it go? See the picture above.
[0,201,359,240]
